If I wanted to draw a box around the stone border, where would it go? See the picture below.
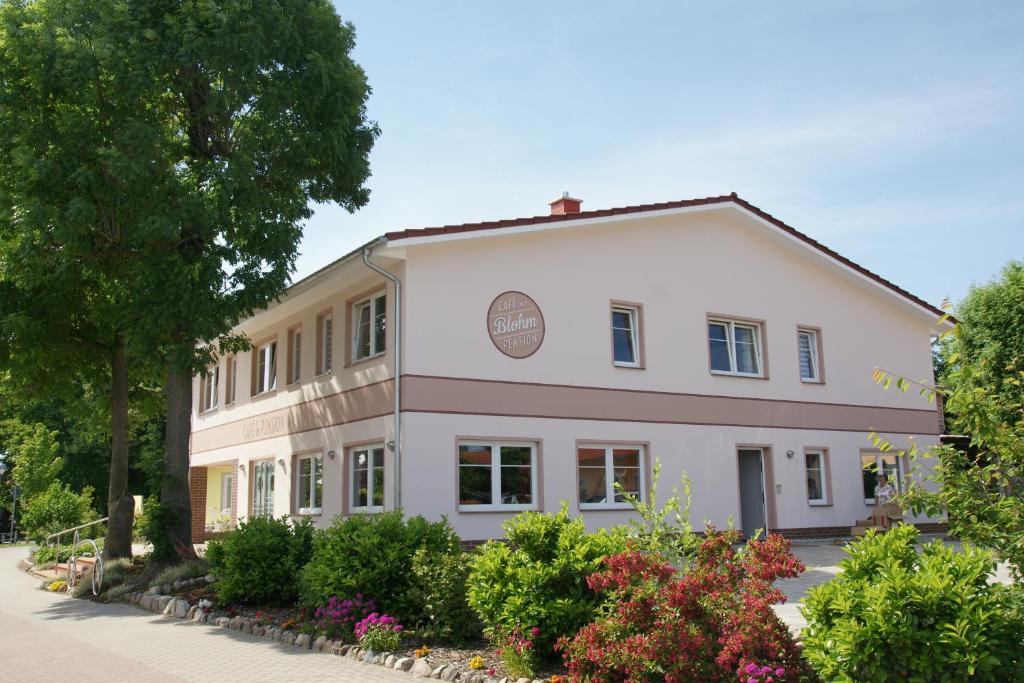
[125,587,548,683]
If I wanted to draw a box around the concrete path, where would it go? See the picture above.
[0,546,409,682]
[772,537,1014,634]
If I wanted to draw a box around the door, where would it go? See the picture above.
[738,448,766,538]
[252,460,275,518]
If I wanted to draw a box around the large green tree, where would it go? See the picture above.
[1,0,377,561]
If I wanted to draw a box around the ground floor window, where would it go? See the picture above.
[351,445,385,512]
[251,460,275,517]
[861,452,903,504]
[805,450,827,505]
[458,441,536,511]
[577,444,644,509]
[296,453,323,514]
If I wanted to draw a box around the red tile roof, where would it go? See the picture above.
[384,193,947,320]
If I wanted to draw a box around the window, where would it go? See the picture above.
[611,305,641,367]
[798,329,820,382]
[255,341,277,394]
[861,452,903,504]
[199,366,219,412]
[288,328,301,384]
[317,312,333,375]
[352,293,386,362]
[219,473,233,517]
[708,319,763,376]
[350,445,385,512]
[578,445,644,509]
[296,453,323,514]
[458,441,536,511]
[251,460,275,518]
[805,450,827,505]
[226,356,237,405]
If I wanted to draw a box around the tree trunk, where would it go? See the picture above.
[160,367,198,561]
[104,333,134,560]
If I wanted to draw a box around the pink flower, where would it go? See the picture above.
[531,626,540,637]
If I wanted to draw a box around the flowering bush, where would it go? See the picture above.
[355,613,404,652]
[197,598,213,614]
[313,594,377,641]
[468,655,486,670]
[414,645,431,659]
[742,662,787,683]
[497,624,541,679]
[558,528,814,682]
[254,610,275,626]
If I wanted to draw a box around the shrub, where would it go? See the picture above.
[313,594,377,641]
[558,528,813,682]
[148,558,210,590]
[20,481,96,541]
[300,511,458,624]
[801,524,1024,682]
[410,543,481,644]
[355,613,404,652]
[466,503,627,660]
[73,557,134,599]
[207,516,314,605]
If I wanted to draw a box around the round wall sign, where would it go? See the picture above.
[487,291,545,359]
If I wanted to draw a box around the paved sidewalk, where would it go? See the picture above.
[0,546,409,682]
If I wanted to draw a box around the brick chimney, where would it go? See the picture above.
[549,192,582,216]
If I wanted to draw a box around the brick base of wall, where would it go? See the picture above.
[188,466,208,544]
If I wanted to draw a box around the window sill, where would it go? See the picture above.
[808,500,831,507]
[250,389,278,401]
[349,351,385,368]
[198,407,219,415]
[458,505,536,513]
[349,506,384,515]
[314,370,333,380]
[296,509,322,516]
[613,362,643,370]
[800,378,824,384]
[580,503,635,511]
[710,370,767,379]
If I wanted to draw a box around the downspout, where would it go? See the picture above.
[362,244,402,511]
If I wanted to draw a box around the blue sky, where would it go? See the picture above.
[301,1,1024,308]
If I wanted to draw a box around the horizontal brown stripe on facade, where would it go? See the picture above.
[190,380,394,454]
[401,375,942,435]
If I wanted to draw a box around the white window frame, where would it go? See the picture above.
[290,328,302,384]
[352,293,386,363]
[219,472,233,517]
[798,329,820,382]
[708,318,764,377]
[318,313,333,375]
[226,356,237,405]
[861,452,904,505]
[256,341,277,394]
[296,452,323,515]
[458,441,538,512]
[577,444,646,510]
[611,306,641,368]
[251,459,275,518]
[200,366,219,413]
[350,444,385,513]
[804,450,827,505]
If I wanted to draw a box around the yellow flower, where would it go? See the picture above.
[414,646,431,658]
[468,656,486,670]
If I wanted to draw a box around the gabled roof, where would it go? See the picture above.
[384,192,948,321]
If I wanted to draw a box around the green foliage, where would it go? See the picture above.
[1,420,63,499]
[207,516,313,606]
[801,524,1024,682]
[20,481,96,541]
[410,543,481,645]
[300,511,458,625]
[149,558,211,590]
[616,458,702,565]
[942,261,1024,421]
[73,557,134,599]
[466,503,628,659]
[136,495,175,562]
[873,315,1024,580]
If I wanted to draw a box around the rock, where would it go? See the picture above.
[284,631,298,646]
[191,610,207,623]
[147,586,160,595]
[362,649,380,665]
[186,605,197,620]
[295,633,311,649]
[174,599,190,618]
[242,621,253,634]
[161,584,171,595]
[431,664,447,679]
[330,641,345,655]
[395,657,414,672]
[314,636,327,652]
[252,626,265,638]
[158,595,174,613]
[516,679,531,683]
[411,658,434,677]
[215,617,230,628]
[384,655,396,668]
[441,665,460,681]
[204,574,216,584]
[273,628,284,642]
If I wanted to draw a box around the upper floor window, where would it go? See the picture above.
[353,293,386,363]
[351,445,385,513]
[708,318,763,377]
[578,444,644,509]
[611,304,641,368]
[255,341,277,394]
[317,312,333,375]
[225,356,237,405]
[199,366,219,412]
[458,441,536,511]
[798,328,821,382]
[288,327,302,384]
[296,452,323,515]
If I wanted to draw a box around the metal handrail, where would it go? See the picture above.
[46,517,108,596]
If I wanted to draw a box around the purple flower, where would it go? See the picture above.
[745,663,759,675]
[775,668,785,677]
